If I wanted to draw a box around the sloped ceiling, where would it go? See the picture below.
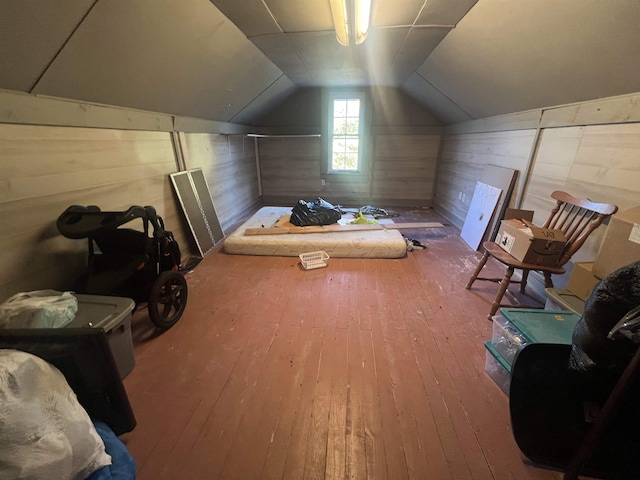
[0,0,293,124]
[407,0,640,122]
[1,0,639,126]
[212,0,476,87]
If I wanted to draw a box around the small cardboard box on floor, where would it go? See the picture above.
[496,218,567,266]
[567,262,600,301]
[592,206,640,279]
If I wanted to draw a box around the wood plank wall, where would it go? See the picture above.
[182,133,260,232]
[0,124,183,299]
[435,129,537,226]
[435,92,640,278]
[259,134,440,207]
[256,137,324,204]
[0,123,260,301]
[522,122,640,261]
[372,134,439,204]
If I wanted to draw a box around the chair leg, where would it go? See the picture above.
[488,266,514,320]
[543,271,554,288]
[520,269,529,293]
[466,251,490,289]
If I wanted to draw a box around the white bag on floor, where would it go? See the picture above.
[0,290,78,328]
[0,350,111,480]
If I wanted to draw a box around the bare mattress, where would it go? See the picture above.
[223,206,407,258]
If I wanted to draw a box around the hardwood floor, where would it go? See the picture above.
[120,207,562,480]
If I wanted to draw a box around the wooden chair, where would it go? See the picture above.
[465,191,618,319]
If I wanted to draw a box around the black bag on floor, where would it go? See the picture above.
[290,197,341,226]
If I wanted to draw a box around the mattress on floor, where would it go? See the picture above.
[223,206,407,258]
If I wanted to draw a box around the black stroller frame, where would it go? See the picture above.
[57,205,188,329]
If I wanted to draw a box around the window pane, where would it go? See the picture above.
[333,119,348,135]
[346,100,360,117]
[332,152,358,171]
[346,138,359,153]
[333,100,347,117]
[331,140,359,170]
[346,118,359,134]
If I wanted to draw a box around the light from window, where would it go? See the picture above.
[331,98,360,171]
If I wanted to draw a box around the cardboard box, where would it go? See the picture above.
[503,208,534,222]
[592,206,640,279]
[567,262,600,301]
[496,219,567,266]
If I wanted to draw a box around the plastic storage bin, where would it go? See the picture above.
[500,308,580,345]
[299,251,330,270]
[491,314,528,366]
[484,341,511,396]
[544,288,585,315]
[65,294,135,379]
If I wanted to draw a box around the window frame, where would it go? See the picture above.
[321,88,371,178]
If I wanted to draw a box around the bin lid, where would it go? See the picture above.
[544,288,586,315]
[66,294,135,330]
[500,308,580,345]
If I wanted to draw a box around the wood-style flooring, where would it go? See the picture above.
[120,207,565,480]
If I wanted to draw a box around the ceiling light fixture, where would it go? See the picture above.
[354,0,372,45]
[329,0,372,46]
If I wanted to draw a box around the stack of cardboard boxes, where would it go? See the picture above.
[568,206,640,301]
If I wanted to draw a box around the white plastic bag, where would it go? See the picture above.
[0,350,111,480]
[0,290,78,328]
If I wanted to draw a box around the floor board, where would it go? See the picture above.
[120,207,570,480]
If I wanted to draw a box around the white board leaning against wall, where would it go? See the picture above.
[460,182,502,250]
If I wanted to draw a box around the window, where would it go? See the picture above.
[322,89,369,175]
[329,98,362,171]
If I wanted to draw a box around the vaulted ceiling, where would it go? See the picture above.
[1,0,639,126]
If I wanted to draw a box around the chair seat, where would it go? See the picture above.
[482,241,566,275]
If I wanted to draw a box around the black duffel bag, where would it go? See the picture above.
[290,197,341,226]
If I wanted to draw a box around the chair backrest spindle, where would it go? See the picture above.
[540,191,618,267]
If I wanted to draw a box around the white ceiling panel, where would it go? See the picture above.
[357,28,409,85]
[208,0,281,36]
[389,27,450,84]
[32,0,283,122]
[416,0,479,25]
[251,34,310,81]
[288,31,364,85]
[417,0,640,119]
[264,0,334,32]
[0,0,95,91]
[372,0,425,27]
[403,74,472,124]
[231,75,297,125]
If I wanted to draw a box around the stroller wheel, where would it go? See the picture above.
[148,270,188,330]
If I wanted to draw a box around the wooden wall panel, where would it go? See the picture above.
[435,129,536,228]
[259,137,325,202]
[439,120,640,264]
[522,122,640,262]
[182,133,261,232]
[372,134,439,202]
[0,123,191,300]
[258,134,439,207]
